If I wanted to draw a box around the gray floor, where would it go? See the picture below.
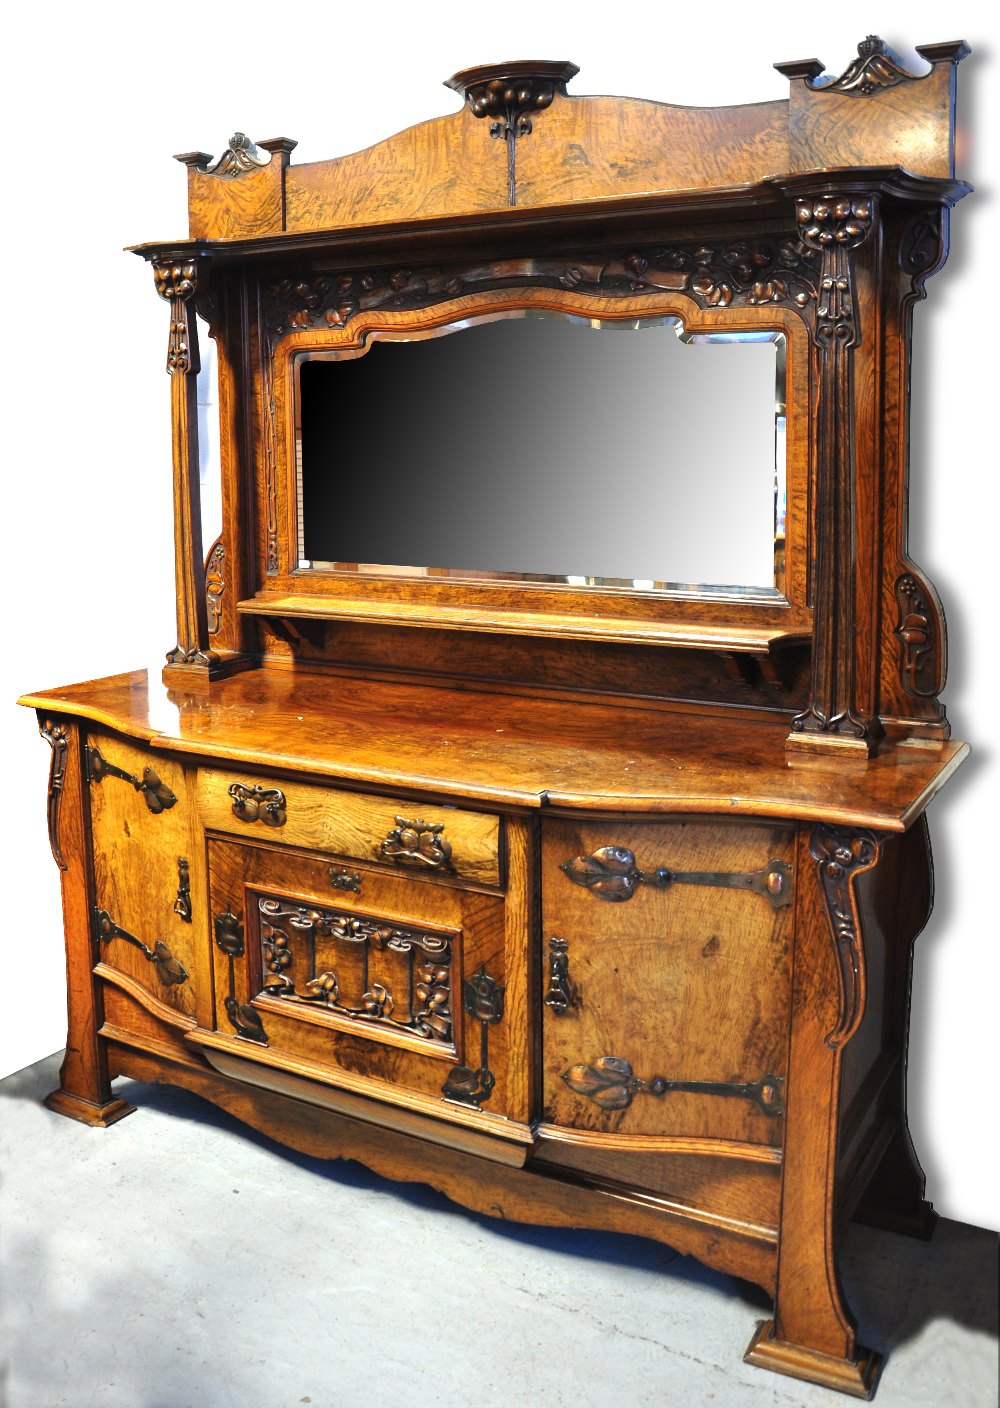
[1,1054,996,1408]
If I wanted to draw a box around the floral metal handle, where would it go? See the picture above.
[228,781,287,827]
[378,816,453,870]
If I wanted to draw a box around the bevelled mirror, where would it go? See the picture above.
[294,313,788,601]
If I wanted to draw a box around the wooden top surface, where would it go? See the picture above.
[20,667,967,831]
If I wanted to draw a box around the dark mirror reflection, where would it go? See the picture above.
[296,313,786,596]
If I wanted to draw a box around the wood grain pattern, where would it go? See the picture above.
[198,767,502,887]
[20,668,968,830]
[542,818,792,1145]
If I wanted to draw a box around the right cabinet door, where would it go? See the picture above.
[542,817,794,1147]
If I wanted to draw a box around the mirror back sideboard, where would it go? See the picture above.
[20,38,971,1399]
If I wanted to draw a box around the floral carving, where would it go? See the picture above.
[263,236,820,339]
[256,896,453,1045]
[153,260,200,374]
[39,719,69,870]
[795,198,874,344]
[810,826,881,1048]
[205,538,225,635]
[203,132,270,178]
[824,37,919,96]
[894,574,941,697]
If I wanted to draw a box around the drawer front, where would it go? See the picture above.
[541,816,794,1146]
[206,839,519,1123]
[198,769,502,888]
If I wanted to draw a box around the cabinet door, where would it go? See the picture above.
[87,730,205,1024]
[542,817,793,1146]
[206,838,521,1126]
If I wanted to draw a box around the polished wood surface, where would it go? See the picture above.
[22,38,971,1401]
[20,667,967,829]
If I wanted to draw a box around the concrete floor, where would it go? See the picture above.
[1,1054,996,1408]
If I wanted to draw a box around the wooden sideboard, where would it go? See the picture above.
[21,38,971,1398]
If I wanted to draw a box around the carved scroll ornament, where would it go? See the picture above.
[810,825,882,1048]
[39,718,69,870]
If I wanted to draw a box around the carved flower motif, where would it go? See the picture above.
[362,983,394,1019]
[416,963,451,1039]
[749,278,789,305]
[306,970,340,1004]
[263,930,292,973]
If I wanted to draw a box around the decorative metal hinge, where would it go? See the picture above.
[228,781,287,827]
[213,908,267,1044]
[561,846,792,908]
[378,817,453,871]
[94,907,188,987]
[543,937,579,1014]
[442,966,505,1108]
[87,746,177,814]
[562,1055,784,1117]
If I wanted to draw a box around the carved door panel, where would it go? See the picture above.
[206,838,519,1123]
[87,730,204,1023]
[541,817,794,1146]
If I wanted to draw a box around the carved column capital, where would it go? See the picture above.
[795,196,875,346]
[152,258,206,374]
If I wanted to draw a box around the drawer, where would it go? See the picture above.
[200,838,524,1132]
[541,816,794,1147]
[198,768,502,888]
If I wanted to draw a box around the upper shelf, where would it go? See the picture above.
[144,39,969,251]
[237,593,808,657]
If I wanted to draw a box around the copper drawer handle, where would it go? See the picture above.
[377,816,453,870]
[561,847,792,908]
[228,781,287,827]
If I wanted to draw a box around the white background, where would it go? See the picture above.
[2,3,996,1229]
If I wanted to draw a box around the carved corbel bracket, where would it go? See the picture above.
[39,716,69,870]
[153,258,204,376]
[446,60,578,206]
[809,825,882,1049]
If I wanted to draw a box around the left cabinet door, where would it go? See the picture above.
[87,730,207,1027]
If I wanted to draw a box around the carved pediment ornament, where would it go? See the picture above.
[824,36,924,96]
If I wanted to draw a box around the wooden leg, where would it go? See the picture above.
[855,816,936,1240]
[744,824,883,1398]
[37,714,136,1129]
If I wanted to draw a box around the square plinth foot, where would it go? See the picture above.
[44,1089,137,1128]
[744,1320,883,1399]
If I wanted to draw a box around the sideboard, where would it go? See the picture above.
[21,37,971,1397]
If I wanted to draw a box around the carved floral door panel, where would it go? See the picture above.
[206,838,520,1120]
[541,817,794,1146]
[86,730,205,1024]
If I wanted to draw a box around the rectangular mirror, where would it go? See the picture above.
[295,313,787,599]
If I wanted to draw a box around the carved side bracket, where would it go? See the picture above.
[205,537,225,636]
[39,718,69,870]
[94,908,188,987]
[894,573,945,698]
[87,746,177,814]
[809,825,882,1049]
